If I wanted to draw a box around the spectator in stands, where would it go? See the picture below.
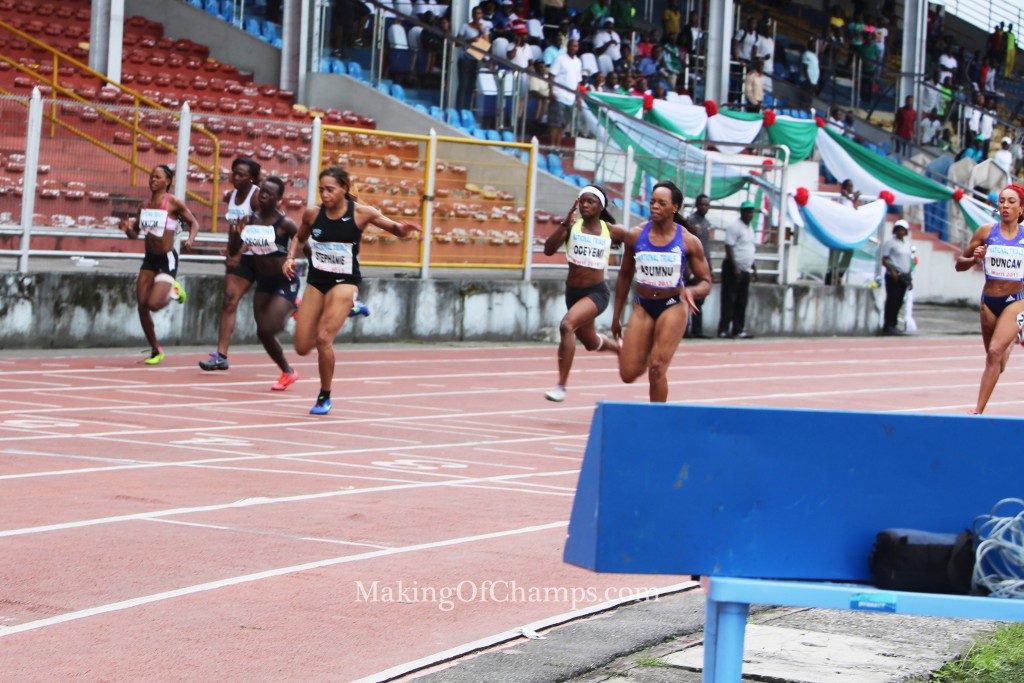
[661,0,681,45]
[733,16,758,65]
[994,137,1014,177]
[982,57,998,93]
[609,0,633,30]
[957,138,986,163]
[631,75,650,97]
[1005,25,1016,78]
[918,71,941,119]
[593,17,622,63]
[638,44,676,88]
[527,59,550,121]
[684,193,713,338]
[548,38,583,152]
[937,128,956,152]
[828,106,846,134]
[604,70,624,94]
[965,49,983,90]
[583,0,612,29]
[919,109,942,146]
[667,78,693,104]
[880,219,912,336]
[679,10,702,68]
[652,81,669,100]
[755,20,775,93]
[540,0,566,28]
[826,179,859,285]
[421,15,449,76]
[456,5,492,111]
[966,91,985,148]
[844,111,857,140]
[743,58,765,113]
[636,29,657,59]
[856,30,880,106]
[332,0,371,53]
[988,23,1005,69]
[590,71,610,92]
[615,43,635,73]
[800,38,820,105]
[718,200,758,339]
[612,181,712,402]
[284,166,421,416]
[506,20,532,119]
[119,165,199,366]
[977,97,995,149]
[937,44,957,86]
[828,4,845,32]
[893,95,916,156]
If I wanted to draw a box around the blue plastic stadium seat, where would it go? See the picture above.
[413,103,429,115]
[444,108,460,126]
[429,105,443,120]
[485,129,501,142]
[546,153,565,177]
[390,83,408,103]
[459,109,478,131]
[346,61,364,80]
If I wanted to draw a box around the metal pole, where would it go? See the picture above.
[298,0,311,102]
[307,116,323,207]
[420,129,438,279]
[174,103,191,202]
[108,0,124,83]
[18,89,43,273]
[523,137,540,280]
[623,144,635,228]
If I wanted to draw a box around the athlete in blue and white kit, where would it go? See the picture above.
[542,185,629,402]
[956,183,1024,414]
[612,181,712,402]
[283,166,421,415]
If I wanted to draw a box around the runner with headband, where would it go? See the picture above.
[611,180,712,402]
[956,183,1024,414]
[542,185,629,402]
[119,164,200,365]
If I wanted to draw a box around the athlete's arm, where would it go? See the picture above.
[284,207,318,278]
[955,224,990,272]
[611,228,638,341]
[682,232,712,312]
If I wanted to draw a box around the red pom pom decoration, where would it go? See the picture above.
[704,100,718,117]
[795,187,810,206]
[762,158,774,166]
[953,188,964,202]
[815,115,826,128]
[879,190,895,206]
[763,110,776,127]
[643,93,654,111]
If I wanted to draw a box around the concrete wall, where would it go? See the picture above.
[0,271,887,349]
[126,0,281,86]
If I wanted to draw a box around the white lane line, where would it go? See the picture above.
[1,449,150,466]
[145,517,394,550]
[0,470,577,538]
[0,521,569,638]
[283,426,424,445]
[472,447,580,462]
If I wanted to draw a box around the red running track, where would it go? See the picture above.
[0,335,1012,681]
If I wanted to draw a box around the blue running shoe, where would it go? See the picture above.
[309,398,332,415]
[348,300,370,318]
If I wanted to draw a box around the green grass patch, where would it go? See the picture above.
[634,656,670,668]
[927,624,1024,683]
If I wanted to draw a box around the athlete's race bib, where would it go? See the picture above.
[226,207,250,224]
[985,244,1024,281]
[634,250,682,288]
[310,239,354,274]
[567,232,611,270]
[240,224,277,255]
[138,208,168,237]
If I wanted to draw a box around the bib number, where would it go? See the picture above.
[985,244,1024,281]
[634,251,682,288]
[310,239,354,274]
[139,209,168,238]
[240,225,277,255]
[567,232,611,270]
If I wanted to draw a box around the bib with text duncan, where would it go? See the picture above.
[634,250,682,288]
[310,239,354,274]
[240,225,277,255]
[138,209,169,238]
[984,244,1024,281]
[567,231,612,269]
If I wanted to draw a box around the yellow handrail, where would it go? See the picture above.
[0,19,222,229]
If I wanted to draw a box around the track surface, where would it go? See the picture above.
[0,335,1009,681]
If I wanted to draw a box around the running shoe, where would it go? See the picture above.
[292,297,302,320]
[348,300,371,318]
[545,386,566,402]
[199,352,229,371]
[271,370,299,391]
[309,398,332,415]
[1017,312,1024,345]
[172,279,187,304]
[144,347,164,365]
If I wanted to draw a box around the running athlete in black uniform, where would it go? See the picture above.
[283,166,421,415]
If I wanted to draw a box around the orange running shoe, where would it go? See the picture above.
[271,369,299,391]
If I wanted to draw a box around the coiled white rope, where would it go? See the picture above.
[973,498,1024,598]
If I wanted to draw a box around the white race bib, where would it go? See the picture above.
[310,239,354,274]
[240,224,277,256]
[226,207,250,223]
[634,250,682,288]
[139,208,168,238]
[567,232,611,270]
[985,244,1024,281]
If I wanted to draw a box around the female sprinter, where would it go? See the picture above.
[542,185,628,402]
[283,166,421,415]
[611,180,712,402]
[955,184,1024,414]
[120,164,199,365]
[237,175,302,390]
[199,156,262,371]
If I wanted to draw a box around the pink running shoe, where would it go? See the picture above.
[271,370,299,391]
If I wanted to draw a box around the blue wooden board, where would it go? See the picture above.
[563,403,1024,580]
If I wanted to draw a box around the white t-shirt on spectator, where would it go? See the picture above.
[549,52,583,105]
[801,50,819,85]
[734,29,757,61]
[725,219,756,272]
[593,29,621,62]
[979,111,994,140]
[919,117,941,144]
[666,91,694,104]
[938,53,957,84]
[995,148,1013,175]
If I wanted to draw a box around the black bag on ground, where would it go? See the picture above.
[869,529,975,594]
